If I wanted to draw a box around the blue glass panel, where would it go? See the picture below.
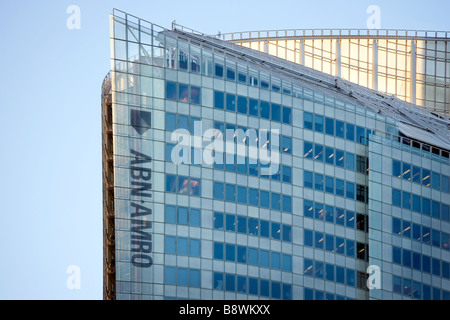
[314,114,324,132]
[189,269,200,287]
[165,236,176,254]
[304,141,313,159]
[249,98,258,116]
[237,216,247,234]
[248,218,259,236]
[304,112,313,130]
[260,101,270,119]
[225,213,235,232]
[225,274,235,292]
[165,205,176,224]
[260,250,269,268]
[178,207,188,225]
[272,222,281,240]
[392,189,401,207]
[225,243,235,262]
[271,103,281,122]
[325,117,334,135]
[248,248,258,266]
[214,212,224,230]
[260,280,269,297]
[190,239,200,257]
[260,220,269,238]
[226,93,236,111]
[271,252,281,270]
[237,246,246,263]
[314,144,324,162]
[214,91,224,109]
[214,272,223,290]
[165,266,176,285]
[335,120,345,138]
[282,107,292,124]
[271,193,281,211]
[214,242,223,260]
[237,96,247,114]
[392,160,401,177]
[213,182,224,200]
[177,237,188,255]
[325,147,334,165]
[166,81,177,100]
[304,229,313,247]
[260,190,270,208]
[178,84,189,102]
[249,278,258,295]
[346,123,355,141]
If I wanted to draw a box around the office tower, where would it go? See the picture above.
[102,9,450,300]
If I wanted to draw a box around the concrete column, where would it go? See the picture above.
[372,39,378,91]
[335,39,341,78]
[410,40,417,105]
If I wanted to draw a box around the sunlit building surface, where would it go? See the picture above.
[221,29,450,116]
[102,9,450,300]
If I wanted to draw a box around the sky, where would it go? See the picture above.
[0,0,449,300]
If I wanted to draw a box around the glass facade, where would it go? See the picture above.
[221,29,450,116]
[102,9,450,300]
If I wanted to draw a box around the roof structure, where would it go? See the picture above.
[169,23,450,151]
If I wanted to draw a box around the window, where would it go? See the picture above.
[304,199,314,218]
[165,236,176,254]
[178,207,188,225]
[392,160,401,177]
[345,152,355,170]
[402,162,411,181]
[225,243,235,262]
[282,165,292,183]
[335,120,345,138]
[356,126,365,144]
[346,123,355,141]
[271,104,281,122]
[314,144,323,162]
[282,136,292,154]
[214,212,224,230]
[325,176,334,194]
[271,222,281,240]
[226,214,235,232]
[213,182,224,200]
[214,91,224,109]
[335,179,344,197]
[214,242,224,260]
[237,216,247,234]
[314,173,323,191]
[166,81,177,100]
[237,96,247,114]
[325,117,334,135]
[357,155,368,174]
[237,186,247,204]
[190,86,200,105]
[178,84,189,102]
[282,195,292,213]
[260,190,270,208]
[282,107,292,124]
[226,93,236,111]
[165,112,177,132]
[165,205,176,224]
[226,67,235,81]
[314,114,324,132]
[304,141,313,159]
[248,248,258,266]
[248,188,259,206]
[225,184,236,202]
[166,174,177,192]
[325,147,334,165]
[215,63,223,78]
[249,98,258,116]
[304,171,313,188]
[336,150,345,167]
[304,112,313,130]
[260,101,270,119]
